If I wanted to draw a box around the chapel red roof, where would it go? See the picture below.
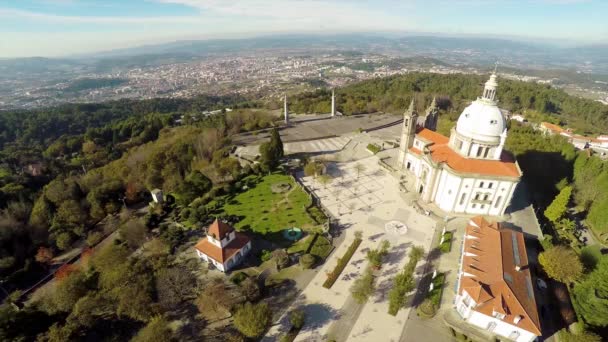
[207,219,234,240]
[194,232,250,264]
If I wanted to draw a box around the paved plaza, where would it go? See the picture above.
[264,156,437,342]
[236,136,353,157]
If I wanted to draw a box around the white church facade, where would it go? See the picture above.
[398,74,522,216]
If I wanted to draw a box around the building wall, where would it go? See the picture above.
[466,311,537,342]
[222,241,252,272]
[432,170,516,216]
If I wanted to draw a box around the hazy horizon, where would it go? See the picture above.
[1,0,607,58]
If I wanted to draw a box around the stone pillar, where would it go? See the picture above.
[331,89,335,117]
[284,94,289,125]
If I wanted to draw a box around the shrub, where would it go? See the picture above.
[230,272,248,285]
[299,254,316,269]
[323,238,362,288]
[439,232,453,253]
[86,231,103,247]
[366,240,390,269]
[233,302,271,338]
[289,309,305,329]
[388,247,425,315]
[350,268,375,304]
[416,298,437,318]
[55,232,73,251]
[366,143,381,154]
[540,234,554,251]
[273,249,289,270]
[261,249,273,262]
[241,277,262,302]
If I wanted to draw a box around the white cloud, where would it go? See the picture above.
[0,7,202,24]
[155,0,409,28]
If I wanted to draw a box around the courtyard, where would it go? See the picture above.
[264,156,438,342]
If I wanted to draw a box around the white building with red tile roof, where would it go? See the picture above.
[398,73,521,216]
[194,219,252,272]
[454,217,541,342]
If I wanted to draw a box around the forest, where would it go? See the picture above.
[289,72,608,134]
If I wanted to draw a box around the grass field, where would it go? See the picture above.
[222,173,319,235]
[287,234,333,259]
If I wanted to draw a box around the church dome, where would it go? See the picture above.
[455,73,506,143]
[456,101,506,143]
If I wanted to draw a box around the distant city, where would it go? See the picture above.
[1,35,607,110]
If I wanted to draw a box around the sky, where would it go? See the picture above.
[0,0,607,58]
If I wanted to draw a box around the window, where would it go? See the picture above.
[483,194,489,201]
[472,204,477,209]
[479,182,484,188]
[457,140,463,150]
[488,183,493,189]
[484,148,490,158]
[509,331,520,340]
[459,193,466,205]
[480,204,485,209]
[477,147,483,157]
[495,196,502,208]
[474,193,480,200]
[486,322,497,332]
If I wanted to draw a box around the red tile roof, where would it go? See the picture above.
[194,232,250,264]
[459,217,541,336]
[429,144,520,178]
[207,219,234,240]
[412,128,521,178]
[417,128,449,145]
[541,122,565,134]
[409,147,422,155]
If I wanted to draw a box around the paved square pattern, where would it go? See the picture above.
[264,156,438,342]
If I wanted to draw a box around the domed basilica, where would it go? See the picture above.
[398,73,521,216]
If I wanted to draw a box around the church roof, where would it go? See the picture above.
[414,128,520,178]
[459,217,541,336]
[429,144,520,178]
[417,128,449,145]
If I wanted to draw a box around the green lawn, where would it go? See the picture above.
[221,173,318,235]
[287,234,333,260]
